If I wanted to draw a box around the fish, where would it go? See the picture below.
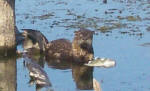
[84,57,116,68]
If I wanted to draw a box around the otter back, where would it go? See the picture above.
[46,39,73,60]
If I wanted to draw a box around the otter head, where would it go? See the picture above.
[74,29,94,48]
[22,29,48,52]
[72,29,94,62]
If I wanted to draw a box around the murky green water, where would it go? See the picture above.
[1,0,150,91]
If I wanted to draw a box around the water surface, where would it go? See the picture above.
[3,0,150,91]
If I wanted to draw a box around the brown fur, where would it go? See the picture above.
[22,28,94,62]
[46,39,72,60]
[72,64,93,90]
[72,29,94,62]
[22,29,48,52]
[46,29,94,62]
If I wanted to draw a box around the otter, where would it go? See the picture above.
[15,26,24,45]
[46,39,73,61]
[22,29,48,53]
[46,29,94,62]
[72,29,94,62]
[22,29,94,63]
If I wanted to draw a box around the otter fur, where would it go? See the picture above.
[22,29,48,52]
[22,29,94,62]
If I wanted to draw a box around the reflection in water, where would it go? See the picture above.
[72,64,93,90]
[93,78,102,91]
[46,57,72,70]
[103,0,107,3]
[23,54,52,91]
[140,43,150,47]
[21,28,96,90]
[21,27,99,90]
[0,57,16,91]
[46,57,95,90]
[22,52,103,90]
[15,0,150,90]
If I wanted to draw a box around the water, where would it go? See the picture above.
[1,0,150,91]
